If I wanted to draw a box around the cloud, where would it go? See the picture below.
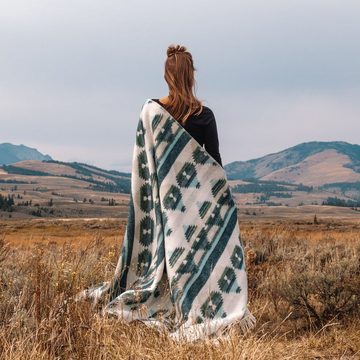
[1,0,359,170]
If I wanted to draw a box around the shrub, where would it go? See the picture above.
[273,252,360,327]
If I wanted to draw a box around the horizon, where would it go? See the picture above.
[1,0,360,172]
[1,139,359,171]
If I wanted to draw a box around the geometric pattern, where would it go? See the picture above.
[197,201,211,219]
[210,178,227,197]
[200,291,226,319]
[162,185,186,212]
[138,150,150,180]
[183,224,197,242]
[137,249,152,276]
[78,98,254,341]
[139,215,154,246]
[169,247,185,268]
[139,183,153,213]
[231,245,244,270]
[176,162,200,188]
[176,252,198,274]
[218,267,241,293]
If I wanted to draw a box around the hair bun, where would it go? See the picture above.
[167,44,187,57]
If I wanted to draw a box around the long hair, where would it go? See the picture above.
[163,44,203,125]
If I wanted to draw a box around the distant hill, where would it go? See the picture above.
[0,143,52,165]
[0,159,131,193]
[224,141,360,186]
[0,159,132,219]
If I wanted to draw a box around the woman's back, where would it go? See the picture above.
[151,98,223,167]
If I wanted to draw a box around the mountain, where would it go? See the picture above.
[224,141,360,186]
[0,143,52,165]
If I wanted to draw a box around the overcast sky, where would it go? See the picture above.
[1,0,359,171]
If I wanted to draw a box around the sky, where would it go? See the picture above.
[1,0,359,171]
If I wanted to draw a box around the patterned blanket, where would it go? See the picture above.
[78,99,255,341]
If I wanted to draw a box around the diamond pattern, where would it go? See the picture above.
[140,183,153,213]
[139,215,154,246]
[138,150,150,180]
[192,147,211,165]
[163,185,186,212]
[191,228,211,252]
[231,245,244,270]
[176,252,198,274]
[200,291,224,319]
[137,249,152,276]
[218,267,241,293]
[176,162,200,188]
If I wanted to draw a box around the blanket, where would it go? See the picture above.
[78,98,255,341]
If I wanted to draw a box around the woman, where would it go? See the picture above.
[78,44,255,341]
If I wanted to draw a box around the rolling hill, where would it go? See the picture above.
[0,159,132,219]
[0,143,52,165]
[0,160,131,193]
[0,141,359,219]
[224,141,360,186]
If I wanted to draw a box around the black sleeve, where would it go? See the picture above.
[204,111,223,167]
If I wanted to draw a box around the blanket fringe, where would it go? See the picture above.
[169,309,256,343]
[235,309,257,334]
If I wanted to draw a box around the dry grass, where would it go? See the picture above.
[0,219,359,359]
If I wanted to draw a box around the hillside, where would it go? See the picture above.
[0,160,131,219]
[225,141,360,186]
[0,143,52,165]
[0,159,131,193]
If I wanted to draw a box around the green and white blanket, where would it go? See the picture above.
[78,99,255,341]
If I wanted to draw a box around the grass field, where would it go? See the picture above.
[0,217,359,359]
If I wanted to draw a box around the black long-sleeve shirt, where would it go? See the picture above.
[152,99,223,167]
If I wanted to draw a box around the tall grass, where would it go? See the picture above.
[0,222,359,359]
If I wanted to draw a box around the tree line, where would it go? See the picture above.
[0,194,14,211]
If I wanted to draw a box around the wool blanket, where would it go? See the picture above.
[77,99,255,341]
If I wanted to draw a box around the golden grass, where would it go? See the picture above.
[0,219,359,359]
